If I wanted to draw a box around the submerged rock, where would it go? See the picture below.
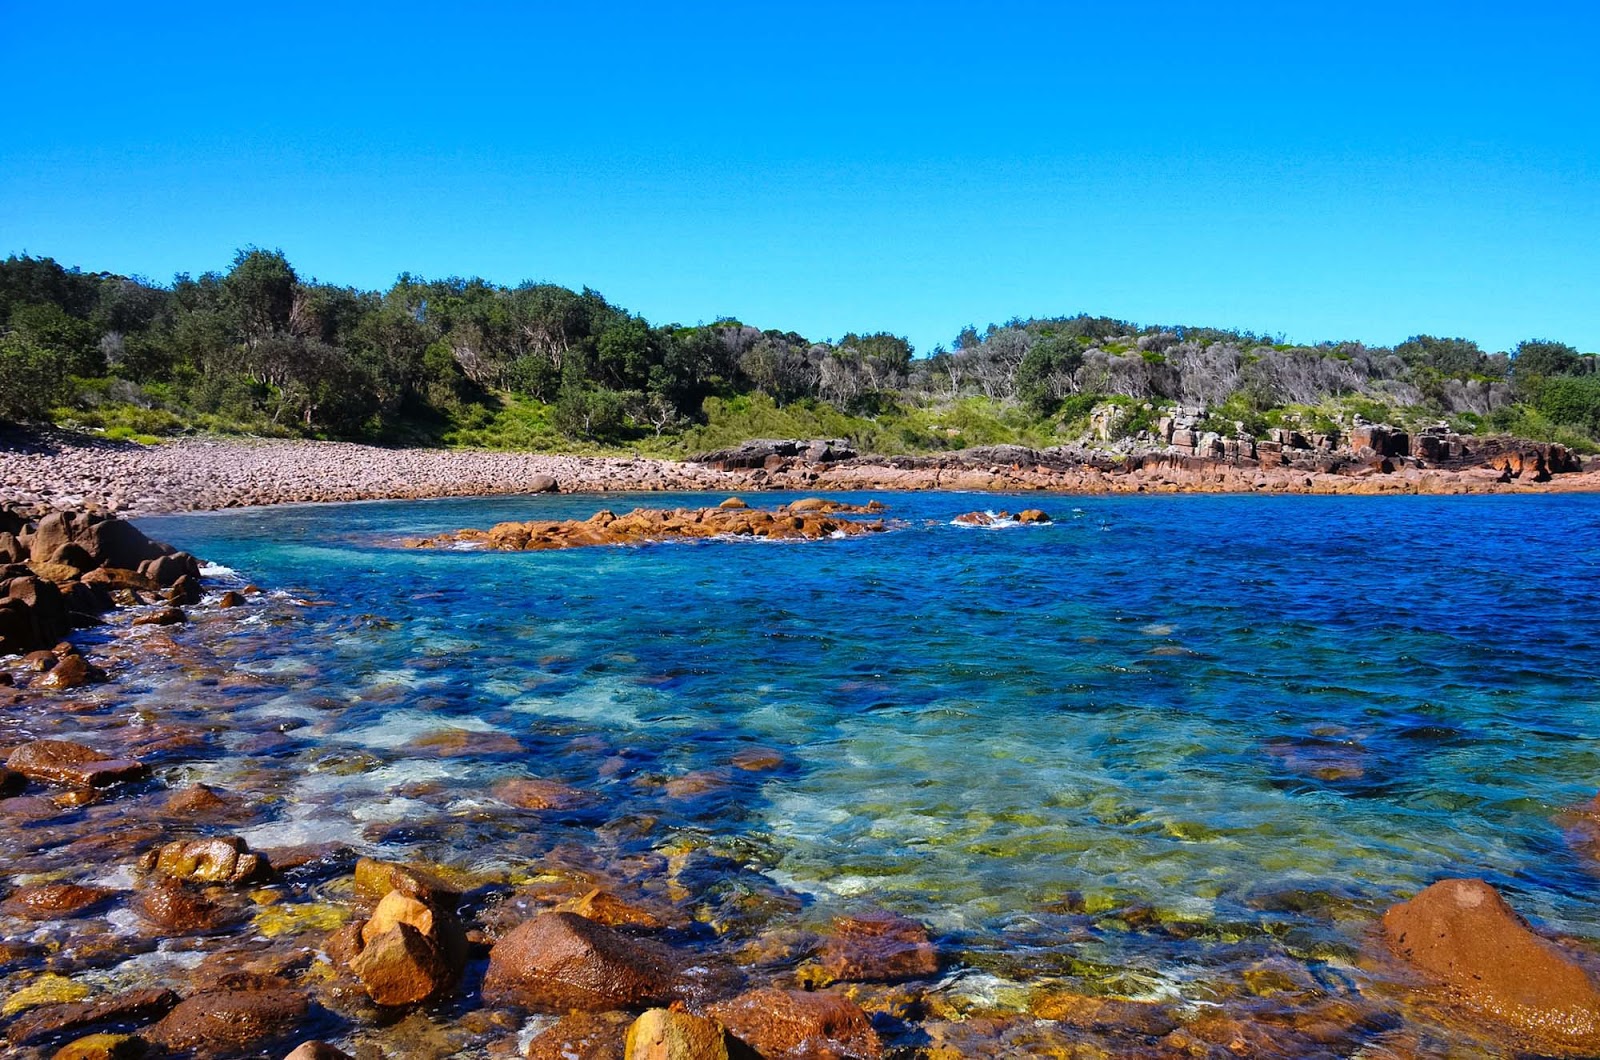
[6,740,147,788]
[145,986,309,1057]
[1,883,114,920]
[1382,877,1600,1054]
[6,986,179,1046]
[525,1010,632,1060]
[482,911,677,1011]
[820,909,939,983]
[706,987,882,1060]
[140,836,270,885]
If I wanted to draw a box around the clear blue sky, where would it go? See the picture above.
[3,1,1596,355]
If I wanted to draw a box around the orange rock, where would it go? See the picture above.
[483,912,677,1011]
[1382,878,1600,1053]
[707,988,882,1059]
[820,909,939,983]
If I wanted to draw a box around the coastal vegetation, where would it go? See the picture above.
[3,250,1598,452]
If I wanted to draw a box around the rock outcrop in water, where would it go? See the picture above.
[1382,878,1600,1054]
[0,502,200,657]
[407,498,891,552]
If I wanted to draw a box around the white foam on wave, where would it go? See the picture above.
[948,510,1031,529]
[338,709,505,750]
[198,562,239,578]
[506,675,684,728]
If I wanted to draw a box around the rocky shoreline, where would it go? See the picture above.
[7,506,1600,1056]
[2,429,1598,516]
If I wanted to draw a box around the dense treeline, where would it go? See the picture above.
[1,250,1597,451]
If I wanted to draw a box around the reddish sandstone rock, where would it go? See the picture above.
[217,590,245,608]
[626,1007,752,1060]
[1382,878,1600,1053]
[525,1010,633,1060]
[37,653,104,690]
[707,988,882,1060]
[132,607,186,627]
[553,887,665,930]
[145,987,309,1056]
[361,890,436,946]
[1016,509,1052,523]
[729,747,786,772]
[140,835,269,885]
[1029,990,1178,1036]
[1,883,113,920]
[820,909,939,983]
[163,784,232,816]
[349,922,453,1006]
[131,879,233,933]
[411,500,890,553]
[6,740,147,788]
[482,912,677,1011]
[44,1032,143,1060]
[284,1044,353,1060]
[352,857,457,905]
[6,987,180,1046]
[492,776,592,810]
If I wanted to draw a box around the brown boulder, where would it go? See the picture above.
[348,922,453,1006]
[626,1007,753,1060]
[78,518,169,572]
[526,1010,632,1060]
[361,890,435,945]
[483,911,677,1011]
[6,740,147,787]
[141,835,269,885]
[145,987,309,1056]
[38,653,105,690]
[707,988,882,1060]
[491,776,592,810]
[352,857,457,904]
[217,590,245,608]
[820,909,939,983]
[132,607,186,627]
[1016,509,1052,523]
[47,1033,144,1060]
[131,879,232,933]
[1382,878,1600,1053]
[284,1044,352,1060]
[1,883,113,920]
[7,986,179,1046]
[166,574,202,605]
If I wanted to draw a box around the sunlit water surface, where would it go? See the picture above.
[129,491,1600,1026]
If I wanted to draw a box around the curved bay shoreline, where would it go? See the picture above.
[3,431,1599,516]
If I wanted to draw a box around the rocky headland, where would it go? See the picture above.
[2,426,1598,516]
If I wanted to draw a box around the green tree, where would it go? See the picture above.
[0,331,68,421]
[1512,339,1583,381]
[222,247,297,347]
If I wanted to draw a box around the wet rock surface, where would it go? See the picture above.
[407,499,891,552]
[1382,878,1600,1054]
[482,911,678,1011]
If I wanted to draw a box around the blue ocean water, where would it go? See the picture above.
[136,491,1600,1001]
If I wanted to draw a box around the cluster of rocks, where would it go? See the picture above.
[691,439,856,471]
[0,504,206,684]
[951,509,1051,527]
[408,498,891,552]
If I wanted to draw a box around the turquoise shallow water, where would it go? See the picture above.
[136,491,1600,1002]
